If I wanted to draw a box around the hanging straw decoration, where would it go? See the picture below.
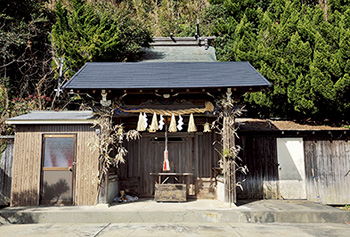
[168,114,177,133]
[137,112,146,131]
[187,113,197,133]
[177,115,184,131]
[158,114,165,130]
[116,101,214,116]
[149,113,159,133]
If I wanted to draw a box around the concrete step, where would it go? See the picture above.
[1,200,350,224]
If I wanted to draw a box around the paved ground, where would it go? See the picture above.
[1,200,350,236]
[1,222,350,237]
[1,199,350,224]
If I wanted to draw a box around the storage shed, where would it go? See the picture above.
[6,111,99,206]
[235,118,350,204]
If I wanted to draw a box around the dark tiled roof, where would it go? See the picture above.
[62,62,271,90]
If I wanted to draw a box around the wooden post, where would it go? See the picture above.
[222,89,236,204]
[223,112,236,204]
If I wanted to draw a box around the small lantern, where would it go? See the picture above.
[203,122,211,133]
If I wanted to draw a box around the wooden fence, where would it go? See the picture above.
[0,137,14,205]
[304,137,350,204]
[236,132,350,204]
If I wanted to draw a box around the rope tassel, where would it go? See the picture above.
[149,112,159,133]
[188,113,197,133]
[168,114,177,133]
[136,112,146,131]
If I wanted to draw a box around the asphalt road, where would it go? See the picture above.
[1,222,350,237]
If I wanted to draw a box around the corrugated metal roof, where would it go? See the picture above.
[62,62,271,90]
[6,111,95,125]
[139,46,217,62]
[236,118,350,131]
[149,37,216,47]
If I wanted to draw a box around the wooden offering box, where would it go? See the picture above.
[151,173,193,202]
[154,184,186,202]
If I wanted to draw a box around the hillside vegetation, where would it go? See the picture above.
[1,0,349,127]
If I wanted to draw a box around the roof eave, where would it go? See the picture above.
[6,119,96,125]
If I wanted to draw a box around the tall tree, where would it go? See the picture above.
[207,0,350,122]
[51,0,152,72]
[0,0,54,100]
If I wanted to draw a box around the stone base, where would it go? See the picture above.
[95,203,110,208]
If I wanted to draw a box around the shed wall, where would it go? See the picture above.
[237,133,350,204]
[304,137,350,205]
[11,125,98,206]
[236,135,279,199]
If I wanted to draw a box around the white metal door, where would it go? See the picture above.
[277,138,306,199]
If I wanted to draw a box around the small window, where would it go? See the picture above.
[43,135,75,168]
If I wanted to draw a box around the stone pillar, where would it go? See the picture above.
[98,171,109,205]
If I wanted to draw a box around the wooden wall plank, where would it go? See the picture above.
[236,135,278,200]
